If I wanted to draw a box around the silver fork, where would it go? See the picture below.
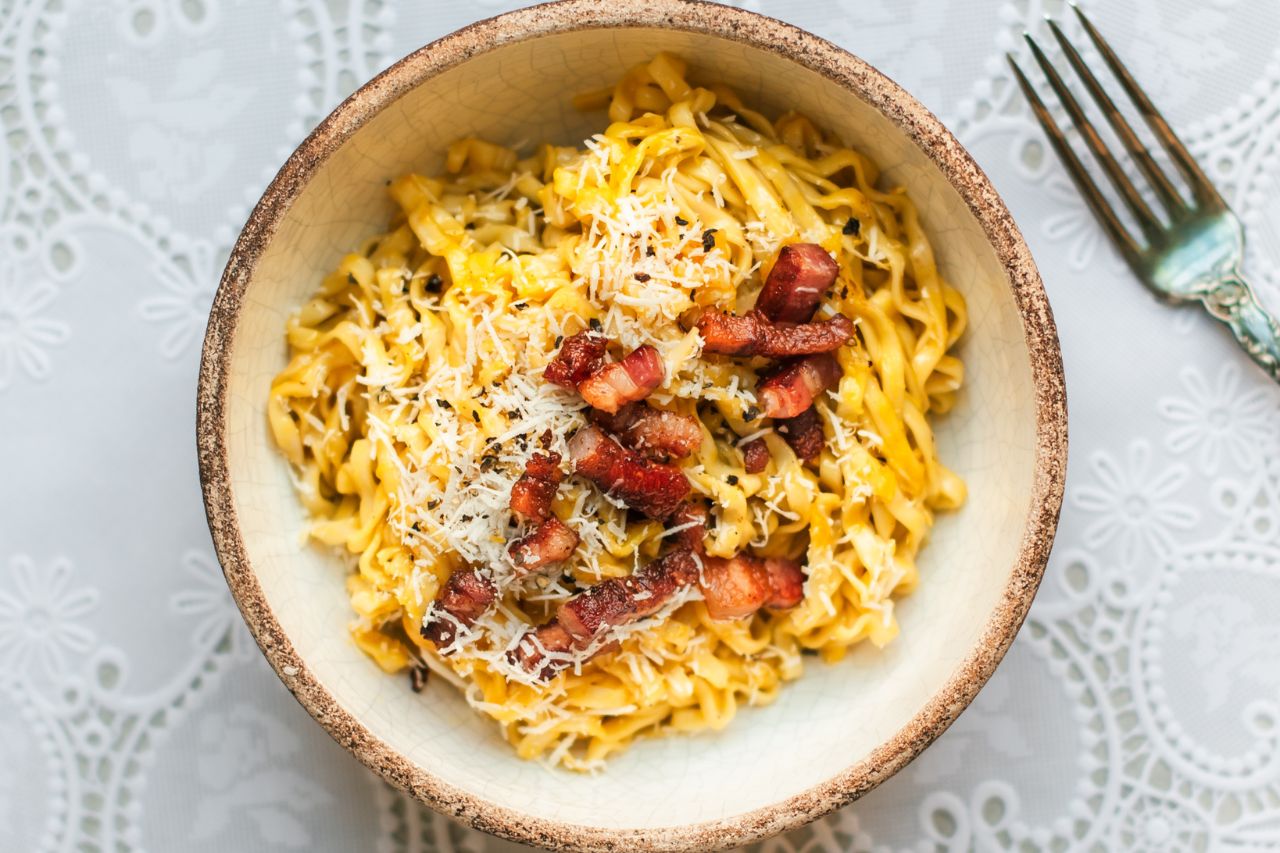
[1008,4,1280,381]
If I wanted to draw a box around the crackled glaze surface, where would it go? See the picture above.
[198,3,1063,849]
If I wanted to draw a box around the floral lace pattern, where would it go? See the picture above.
[2,0,1279,850]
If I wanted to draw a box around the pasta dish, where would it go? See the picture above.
[268,53,967,770]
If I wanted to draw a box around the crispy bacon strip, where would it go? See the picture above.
[568,426,690,519]
[670,501,710,555]
[697,310,853,358]
[699,555,807,619]
[509,452,563,523]
[775,406,826,462]
[509,626,623,681]
[508,621,577,681]
[577,345,665,414]
[508,517,579,575]
[756,243,839,323]
[543,331,607,388]
[422,569,496,649]
[757,353,842,419]
[510,550,701,679]
[591,403,702,459]
[557,550,700,642]
[741,437,770,473]
[763,557,806,609]
[699,556,773,620]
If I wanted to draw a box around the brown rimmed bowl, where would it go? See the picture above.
[197,1,1068,850]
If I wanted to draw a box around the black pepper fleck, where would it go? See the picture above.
[843,217,860,236]
[426,273,443,292]
[554,335,563,348]
[633,272,650,282]
[589,318,602,332]
[675,216,689,227]
[646,246,656,257]
[726,474,739,485]
[742,406,760,422]
[471,411,480,423]
[701,229,717,252]
[436,399,452,409]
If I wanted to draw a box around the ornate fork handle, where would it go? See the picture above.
[1200,272,1280,380]
[1011,8,1280,385]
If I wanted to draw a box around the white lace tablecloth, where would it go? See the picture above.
[3,0,1279,850]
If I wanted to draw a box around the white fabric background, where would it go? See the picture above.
[2,0,1279,850]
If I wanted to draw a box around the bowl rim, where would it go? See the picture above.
[197,1,1068,850]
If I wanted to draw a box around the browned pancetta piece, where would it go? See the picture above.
[592,403,702,459]
[510,549,701,679]
[568,426,690,520]
[509,452,563,523]
[757,354,842,420]
[741,437,770,473]
[755,243,839,323]
[697,310,853,359]
[699,555,807,619]
[543,331,608,388]
[577,345,665,414]
[422,569,497,649]
[507,517,579,575]
[774,406,826,462]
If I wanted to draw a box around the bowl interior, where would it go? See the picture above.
[218,26,1041,834]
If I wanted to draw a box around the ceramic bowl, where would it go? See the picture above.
[197,1,1067,849]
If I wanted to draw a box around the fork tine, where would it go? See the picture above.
[1008,54,1141,264]
[1046,17,1186,216]
[1071,3,1223,209]
[1023,33,1163,243]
